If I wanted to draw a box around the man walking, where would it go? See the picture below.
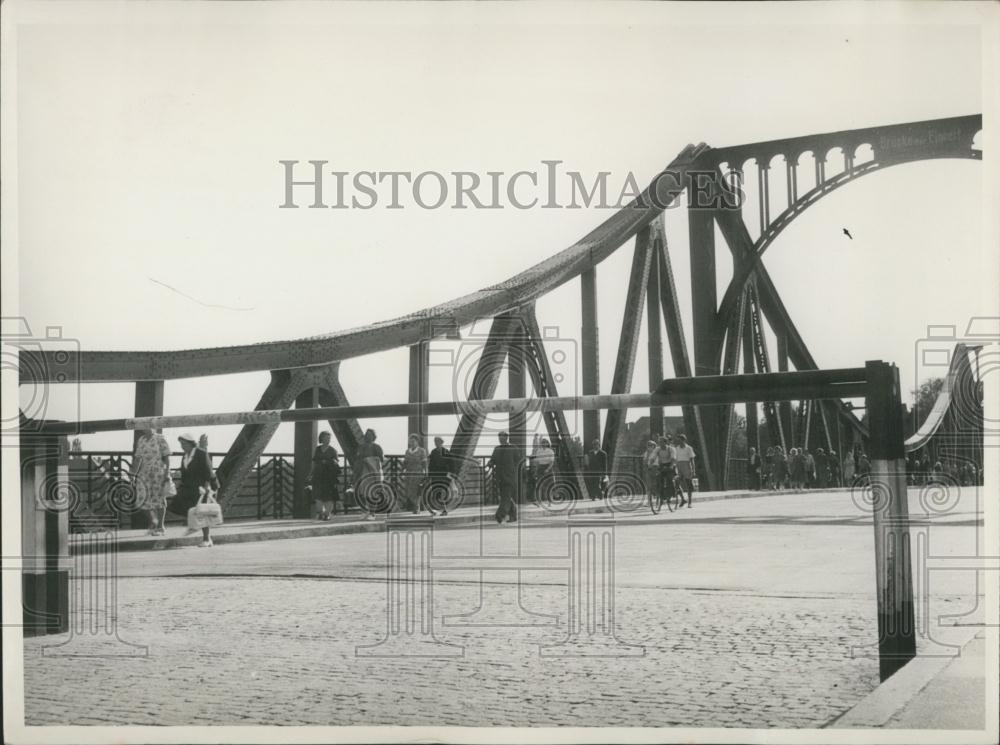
[489,432,521,523]
[585,439,608,500]
[428,436,454,516]
[673,434,697,508]
[746,446,761,490]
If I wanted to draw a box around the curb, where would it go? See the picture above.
[72,487,844,554]
[825,628,984,728]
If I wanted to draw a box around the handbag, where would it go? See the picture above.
[187,486,223,529]
[165,476,177,498]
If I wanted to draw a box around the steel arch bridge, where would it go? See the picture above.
[19,113,983,501]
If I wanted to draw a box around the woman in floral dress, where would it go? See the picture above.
[130,429,172,535]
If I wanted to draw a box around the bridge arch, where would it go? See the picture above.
[717,143,982,328]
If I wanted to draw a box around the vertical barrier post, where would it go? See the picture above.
[20,432,70,636]
[866,360,916,681]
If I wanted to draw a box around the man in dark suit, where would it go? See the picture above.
[585,439,608,500]
[428,436,454,516]
[489,431,521,523]
[746,447,761,490]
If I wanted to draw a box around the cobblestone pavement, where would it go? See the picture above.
[23,488,986,727]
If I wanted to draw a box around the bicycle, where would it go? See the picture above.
[649,467,680,515]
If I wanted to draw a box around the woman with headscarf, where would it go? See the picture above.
[130,428,172,536]
[169,433,220,546]
[307,431,342,520]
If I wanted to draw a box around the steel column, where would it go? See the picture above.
[216,369,299,505]
[603,229,654,474]
[408,342,430,449]
[316,365,364,468]
[740,290,759,453]
[293,387,319,519]
[132,381,164,449]
[519,306,588,498]
[450,314,517,465]
[580,268,600,450]
[777,332,794,445]
[646,255,663,439]
[508,337,527,459]
[655,225,715,487]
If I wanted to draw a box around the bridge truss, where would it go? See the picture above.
[19,114,983,504]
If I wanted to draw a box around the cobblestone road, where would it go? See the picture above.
[22,488,986,727]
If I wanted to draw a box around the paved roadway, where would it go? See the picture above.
[23,487,986,727]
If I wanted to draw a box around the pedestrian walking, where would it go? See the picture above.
[843,449,856,485]
[673,434,697,507]
[789,447,806,489]
[773,447,788,490]
[585,439,608,500]
[814,448,828,489]
[489,432,520,523]
[169,433,221,547]
[354,428,385,520]
[401,434,428,514]
[307,431,342,520]
[804,449,816,488]
[428,436,454,516]
[856,450,871,486]
[532,438,556,502]
[130,428,172,536]
[746,447,761,490]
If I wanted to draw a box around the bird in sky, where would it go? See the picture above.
[843,228,854,240]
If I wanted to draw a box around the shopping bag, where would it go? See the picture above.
[165,477,177,498]
[187,487,223,529]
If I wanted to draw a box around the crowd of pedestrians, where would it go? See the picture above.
[745,444,871,491]
[905,453,980,486]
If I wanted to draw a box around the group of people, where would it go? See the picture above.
[306,429,459,520]
[905,454,980,486]
[745,445,871,491]
[131,429,220,547]
[641,433,697,510]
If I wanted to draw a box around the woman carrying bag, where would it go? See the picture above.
[169,433,222,547]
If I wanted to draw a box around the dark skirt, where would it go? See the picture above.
[167,486,201,516]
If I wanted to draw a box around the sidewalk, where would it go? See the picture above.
[829,630,991,730]
[70,486,808,554]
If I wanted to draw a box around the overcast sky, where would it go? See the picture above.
[5,2,996,455]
